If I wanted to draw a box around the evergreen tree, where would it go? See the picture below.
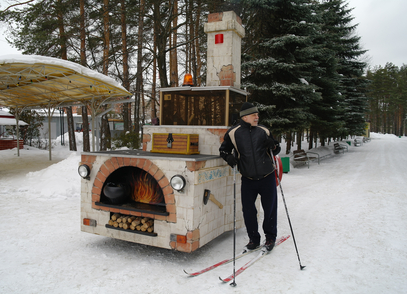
[3,0,77,57]
[305,0,368,147]
[238,0,322,152]
[327,0,368,138]
[366,63,407,136]
[395,65,407,135]
[309,0,344,146]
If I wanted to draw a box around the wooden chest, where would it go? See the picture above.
[151,133,200,155]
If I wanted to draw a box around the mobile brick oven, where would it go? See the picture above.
[79,11,282,252]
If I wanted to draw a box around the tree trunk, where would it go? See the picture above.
[194,0,202,86]
[134,0,145,141]
[188,0,198,85]
[82,105,90,152]
[320,135,325,146]
[153,0,170,88]
[57,0,76,151]
[120,0,131,132]
[296,130,302,150]
[308,128,314,150]
[100,0,111,151]
[66,107,77,151]
[79,0,90,152]
[184,0,190,73]
[151,27,158,120]
[285,132,291,154]
[169,0,178,87]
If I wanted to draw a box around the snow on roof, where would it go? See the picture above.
[0,109,13,117]
[0,54,127,92]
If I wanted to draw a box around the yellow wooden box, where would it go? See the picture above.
[151,133,200,155]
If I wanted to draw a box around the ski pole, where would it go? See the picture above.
[230,164,237,287]
[272,155,306,270]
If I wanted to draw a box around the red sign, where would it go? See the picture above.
[215,34,223,44]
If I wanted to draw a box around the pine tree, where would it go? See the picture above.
[303,0,368,148]
[366,63,407,135]
[239,0,322,152]
[325,0,368,138]
[308,0,344,146]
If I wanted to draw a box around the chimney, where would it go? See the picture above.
[204,11,245,88]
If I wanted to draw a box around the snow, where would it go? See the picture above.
[299,78,309,85]
[1,133,407,293]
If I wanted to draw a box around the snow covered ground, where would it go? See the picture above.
[1,133,406,294]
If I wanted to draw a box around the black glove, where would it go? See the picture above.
[226,154,238,168]
[272,144,281,156]
[265,137,276,150]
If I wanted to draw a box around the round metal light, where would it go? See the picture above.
[78,164,91,179]
[170,175,186,191]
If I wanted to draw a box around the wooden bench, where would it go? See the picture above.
[293,149,318,169]
[334,142,347,154]
[307,146,332,164]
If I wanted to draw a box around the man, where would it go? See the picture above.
[219,102,281,251]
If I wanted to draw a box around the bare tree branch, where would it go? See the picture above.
[1,0,36,12]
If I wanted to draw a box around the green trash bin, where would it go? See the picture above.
[281,157,290,173]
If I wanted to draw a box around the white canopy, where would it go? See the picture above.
[0,55,133,159]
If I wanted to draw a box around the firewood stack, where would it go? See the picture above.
[108,213,154,233]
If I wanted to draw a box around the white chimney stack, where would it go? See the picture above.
[204,11,245,89]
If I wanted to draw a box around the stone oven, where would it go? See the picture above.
[79,11,282,252]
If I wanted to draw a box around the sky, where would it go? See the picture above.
[0,0,406,69]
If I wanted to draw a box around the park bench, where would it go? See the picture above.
[293,149,318,168]
[354,138,363,146]
[334,142,347,153]
[354,136,368,146]
[306,146,333,164]
[354,139,362,146]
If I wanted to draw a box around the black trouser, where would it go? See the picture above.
[241,173,277,243]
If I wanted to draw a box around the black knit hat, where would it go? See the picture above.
[240,102,258,117]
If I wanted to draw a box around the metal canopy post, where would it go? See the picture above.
[91,97,96,152]
[15,106,20,157]
[48,102,52,161]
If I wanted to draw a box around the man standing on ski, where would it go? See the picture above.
[219,102,281,251]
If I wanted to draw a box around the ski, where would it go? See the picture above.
[183,242,266,277]
[219,235,290,283]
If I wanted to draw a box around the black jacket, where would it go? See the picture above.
[219,120,281,180]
